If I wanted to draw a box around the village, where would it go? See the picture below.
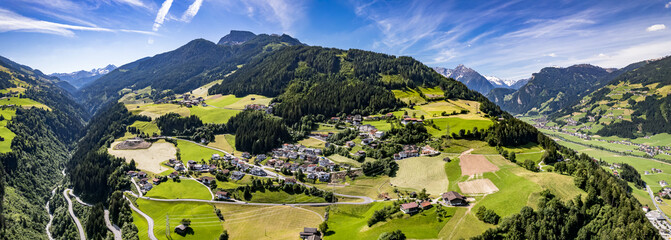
[532,118,671,158]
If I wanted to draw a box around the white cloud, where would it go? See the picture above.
[666,2,671,8]
[646,24,666,32]
[181,0,204,22]
[544,53,557,57]
[152,0,173,31]
[0,8,156,37]
[239,0,306,33]
[147,38,154,44]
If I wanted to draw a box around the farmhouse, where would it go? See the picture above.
[174,224,188,235]
[216,191,230,200]
[299,227,321,240]
[231,171,245,180]
[442,191,467,206]
[198,176,215,185]
[400,202,419,214]
[250,167,267,176]
[420,201,432,210]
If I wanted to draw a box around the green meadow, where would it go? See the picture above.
[135,199,224,240]
[327,202,456,240]
[144,179,212,200]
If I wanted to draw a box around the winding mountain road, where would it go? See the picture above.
[124,195,158,240]
[104,210,123,240]
[63,189,86,240]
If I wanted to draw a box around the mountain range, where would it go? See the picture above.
[486,61,654,115]
[79,30,304,113]
[432,65,525,94]
[50,64,117,88]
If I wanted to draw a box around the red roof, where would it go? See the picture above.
[401,202,419,209]
[420,201,432,208]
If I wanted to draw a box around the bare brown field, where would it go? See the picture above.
[460,154,499,175]
[108,140,177,173]
[458,179,499,194]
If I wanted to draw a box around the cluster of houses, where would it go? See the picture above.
[657,187,671,199]
[645,167,664,175]
[393,145,439,160]
[155,94,204,107]
[534,119,671,158]
[645,210,671,239]
[269,144,335,182]
[244,103,273,114]
[126,171,159,193]
[329,113,395,126]
[401,117,424,125]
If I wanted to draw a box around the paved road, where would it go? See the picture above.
[131,178,143,197]
[124,196,158,240]
[127,191,372,206]
[63,189,86,240]
[104,210,123,240]
[647,185,671,223]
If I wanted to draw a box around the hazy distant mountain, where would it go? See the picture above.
[510,78,529,89]
[50,64,116,88]
[433,65,494,94]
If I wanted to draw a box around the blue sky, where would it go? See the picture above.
[0,0,670,80]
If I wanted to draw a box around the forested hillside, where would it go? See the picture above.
[79,32,303,113]
[488,62,649,116]
[208,46,508,122]
[0,56,88,239]
[549,56,671,138]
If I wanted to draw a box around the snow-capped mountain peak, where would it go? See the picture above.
[484,75,518,87]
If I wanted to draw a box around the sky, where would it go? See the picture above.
[0,0,670,80]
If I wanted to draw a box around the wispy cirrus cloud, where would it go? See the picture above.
[0,8,156,37]
[352,1,671,80]
[152,0,173,31]
[181,0,204,22]
[241,0,306,33]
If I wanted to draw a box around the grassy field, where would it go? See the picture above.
[144,179,212,200]
[189,106,240,124]
[502,143,545,164]
[444,157,468,192]
[417,101,464,117]
[327,154,363,167]
[248,190,326,203]
[322,176,395,200]
[135,199,223,240]
[131,210,149,240]
[129,120,160,136]
[298,137,326,148]
[426,117,493,137]
[208,134,240,156]
[441,139,498,154]
[225,95,272,109]
[0,108,16,153]
[392,88,427,105]
[127,103,191,119]
[177,139,222,164]
[0,97,50,110]
[327,202,456,240]
[438,207,494,240]
[216,204,323,240]
[391,154,453,196]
